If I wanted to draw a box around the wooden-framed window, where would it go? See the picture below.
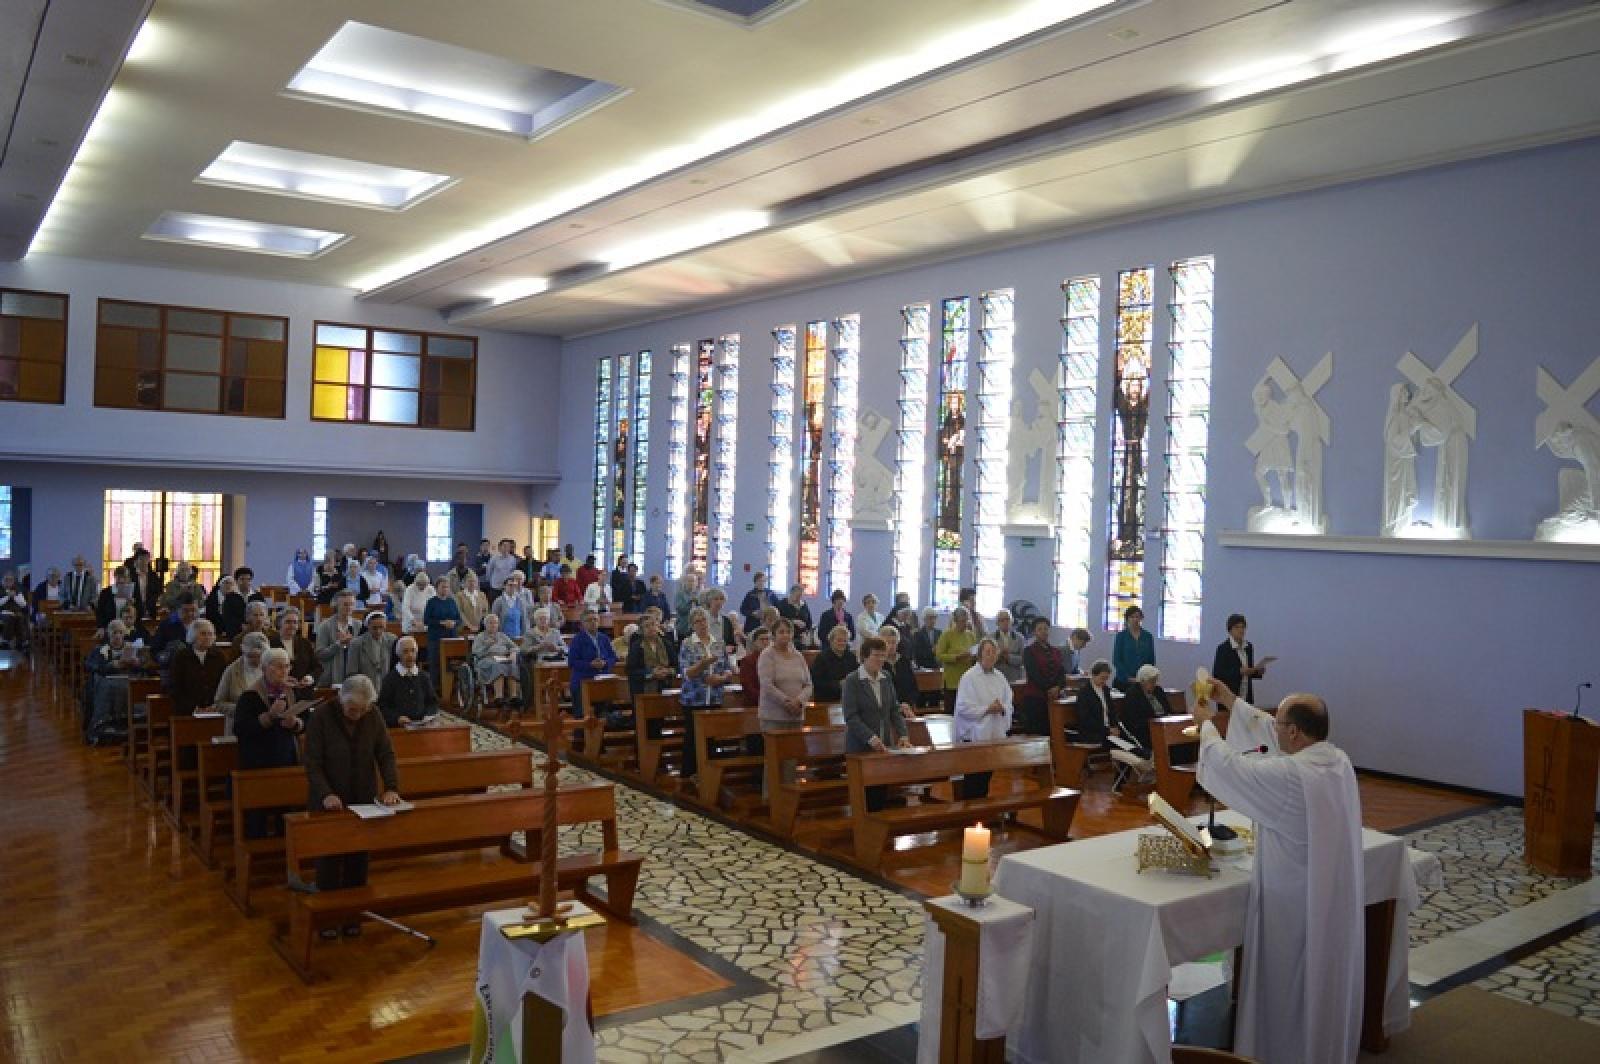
[0,288,69,404]
[94,299,287,417]
[312,322,476,430]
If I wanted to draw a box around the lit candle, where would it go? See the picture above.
[959,824,991,895]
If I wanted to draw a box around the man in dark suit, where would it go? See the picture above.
[129,550,163,619]
[61,555,99,611]
[1211,613,1268,704]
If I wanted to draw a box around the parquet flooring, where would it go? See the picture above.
[0,652,1495,1062]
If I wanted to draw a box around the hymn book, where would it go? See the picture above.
[348,801,416,819]
[1147,792,1210,855]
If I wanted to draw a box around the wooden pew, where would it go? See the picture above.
[124,676,164,767]
[633,692,685,784]
[1047,700,1104,788]
[142,695,175,800]
[389,723,473,758]
[276,785,643,982]
[228,748,535,915]
[907,713,955,747]
[803,703,844,727]
[169,713,226,830]
[846,737,1079,871]
[692,707,763,811]
[436,636,469,705]
[195,739,239,867]
[578,674,635,769]
[764,725,850,838]
[1150,708,1228,814]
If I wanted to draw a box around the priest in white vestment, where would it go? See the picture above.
[1196,682,1364,1064]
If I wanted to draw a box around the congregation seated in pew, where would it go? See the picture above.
[377,636,439,727]
[168,618,227,717]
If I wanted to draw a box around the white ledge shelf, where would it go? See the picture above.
[1219,531,1600,563]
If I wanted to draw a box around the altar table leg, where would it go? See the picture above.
[930,906,1006,1064]
[1361,899,1395,1054]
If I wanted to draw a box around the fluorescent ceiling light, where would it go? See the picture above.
[197,141,453,210]
[353,0,1119,291]
[483,277,550,305]
[284,22,625,140]
[142,211,347,258]
[601,211,771,271]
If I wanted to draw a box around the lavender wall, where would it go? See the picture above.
[556,137,1600,802]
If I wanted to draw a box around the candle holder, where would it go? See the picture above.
[951,859,994,907]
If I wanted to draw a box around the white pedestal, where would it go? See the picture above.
[472,906,598,1064]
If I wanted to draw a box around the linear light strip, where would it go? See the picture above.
[1053,276,1101,629]
[894,304,932,609]
[630,350,653,565]
[1159,256,1215,643]
[825,315,860,598]
[710,334,741,588]
[973,291,1014,620]
[664,344,692,580]
[767,326,799,590]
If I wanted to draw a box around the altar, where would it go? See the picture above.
[993,811,1442,1064]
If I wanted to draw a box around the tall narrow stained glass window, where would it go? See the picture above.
[972,291,1014,618]
[893,304,931,607]
[931,298,971,612]
[795,322,828,596]
[591,358,613,563]
[425,501,453,562]
[664,343,691,579]
[1105,267,1155,630]
[766,326,798,589]
[103,490,223,588]
[825,315,860,597]
[312,496,328,560]
[0,486,12,559]
[1159,256,1215,643]
[709,334,740,587]
[1053,276,1102,628]
[612,353,633,562]
[630,350,653,564]
[689,339,716,577]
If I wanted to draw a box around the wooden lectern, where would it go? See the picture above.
[1523,709,1600,878]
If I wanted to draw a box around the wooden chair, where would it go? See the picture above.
[124,677,164,769]
[141,694,176,800]
[764,725,850,838]
[846,737,1079,871]
[633,692,686,783]
[169,713,226,830]
[692,706,763,811]
[578,674,635,768]
[194,739,239,867]
[277,786,643,982]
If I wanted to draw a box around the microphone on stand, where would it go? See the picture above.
[1574,682,1593,721]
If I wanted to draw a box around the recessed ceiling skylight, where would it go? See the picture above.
[142,211,347,258]
[284,22,627,140]
[196,141,454,210]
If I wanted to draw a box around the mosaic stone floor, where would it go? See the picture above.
[1403,806,1600,947]
[451,715,1600,1056]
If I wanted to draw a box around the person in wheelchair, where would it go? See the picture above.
[471,612,521,708]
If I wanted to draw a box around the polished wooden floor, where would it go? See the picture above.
[0,656,1492,1062]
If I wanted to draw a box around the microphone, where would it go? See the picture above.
[1575,682,1593,720]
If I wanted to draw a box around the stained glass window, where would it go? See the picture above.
[931,297,971,612]
[426,501,453,563]
[630,350,653,564]
[591,358,613,563]
[612,353,632,562]
[1105,267,1155,630]
[972,292,1015,618]
[690,339,716,577]
[0,486,12,559]
[103,489,222,587]
[710,334,741,587]
[893,304,931,608]
[1159,256,1215,643]
[664,343,691,580]
[310,321,473,428]
[796,321,828,597]
[1053,276,1102,628]
[312,496,328,560]
[767,326,798,590]
[825,315,860,598]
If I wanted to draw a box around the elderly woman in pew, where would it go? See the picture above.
[84,620,154,744]
[454,570,489,635]
[305,674,402,923]
[843,635,914,811]
[270,607,319,686]
[473,611,522,708]
[809,623,859,704]
[168,618,227,716]
[233,647,308,839]
[627,611,677,697]
[424,573,462,676]
[214,631,270,724]
[378,635,439,726]
[679,606,734,780]
[1116,663,1171,757]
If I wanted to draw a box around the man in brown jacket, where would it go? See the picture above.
[305,674,402,930]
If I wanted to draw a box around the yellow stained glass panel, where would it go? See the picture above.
[313,383,348,420]
[315,346,349,383]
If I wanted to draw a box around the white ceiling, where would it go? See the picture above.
[9,0,1600,336]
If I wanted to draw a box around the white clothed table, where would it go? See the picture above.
[917,894,1036,1064]
[471,906,597,1064]
[994,814,1441,1064]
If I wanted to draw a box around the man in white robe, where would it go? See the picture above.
[1195,681,1364,1064]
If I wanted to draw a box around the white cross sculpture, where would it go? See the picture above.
[1397,324,1478,439]
[1245,352,1333,456]
[1535,356,1600,446]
